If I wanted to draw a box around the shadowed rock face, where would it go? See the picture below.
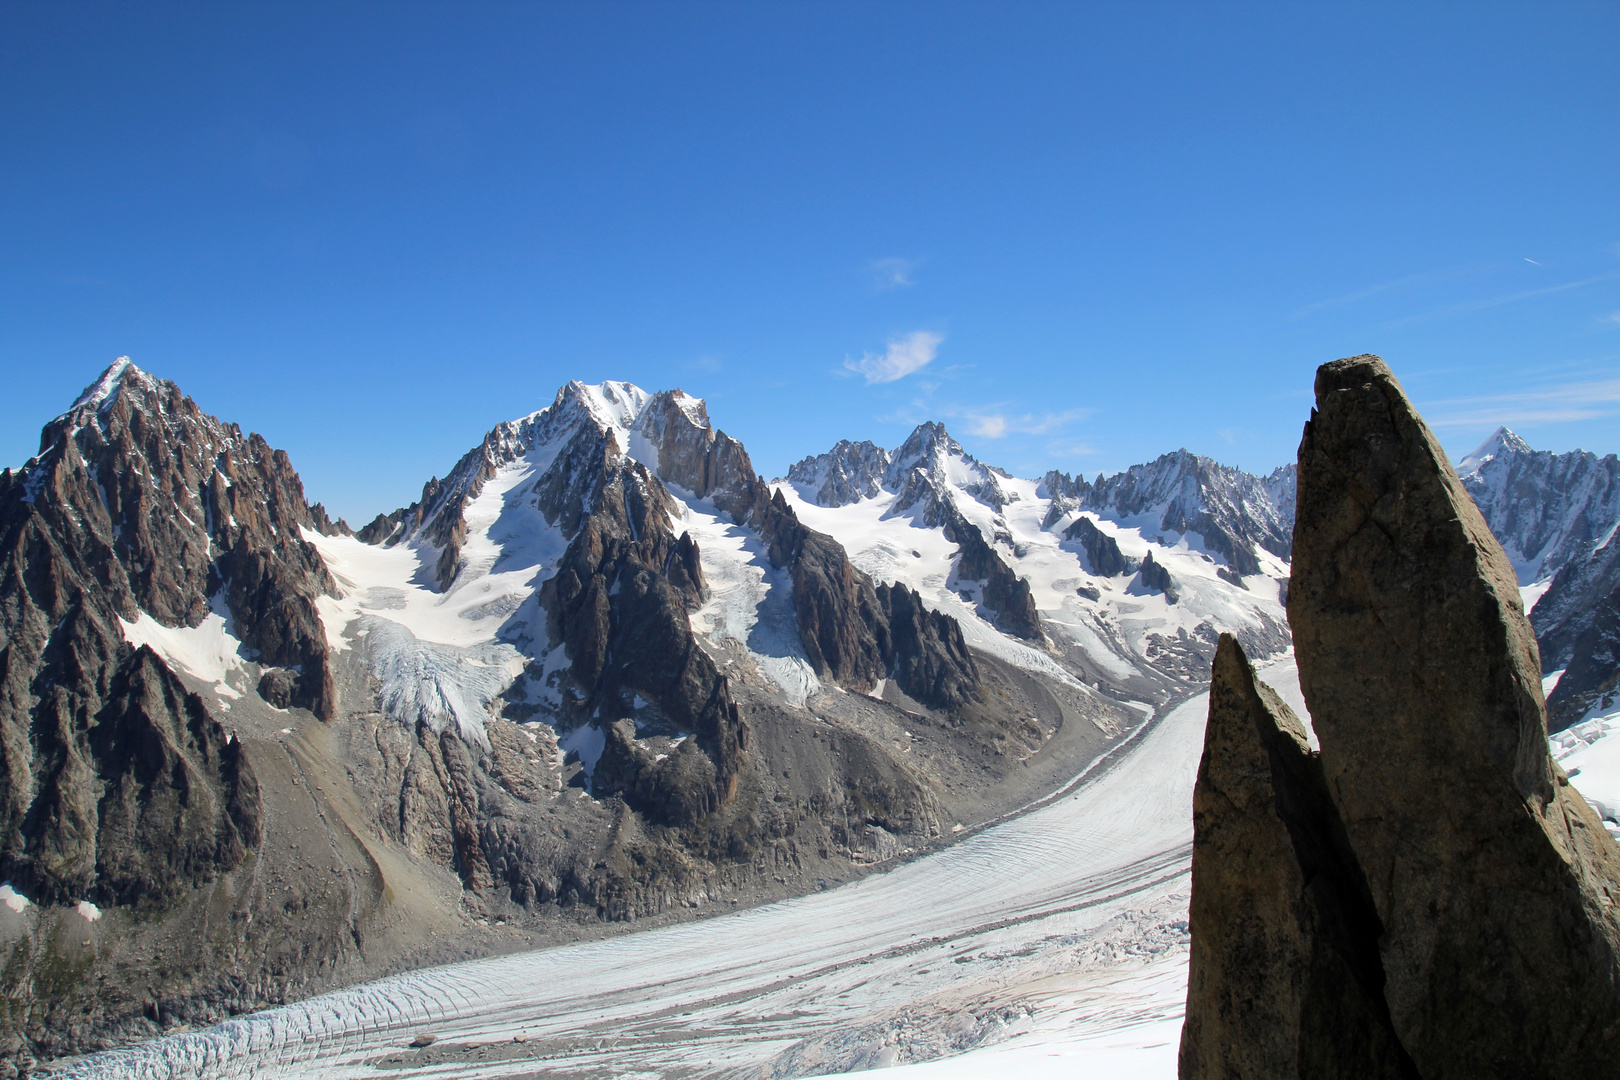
[0,360,329,906]
[1259,353,1620,1075]
[634,398,985,711]
[755,490,983,710]
[1539,537,1620,729]
[538,437,747,827]
[1062,515,1137,578]
[944,508,1043,641]
[1136,549,1178,603]
[874,582,980,710]
[1180,635,1414,1080]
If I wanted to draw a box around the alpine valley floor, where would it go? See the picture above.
[53,655,1315,1080]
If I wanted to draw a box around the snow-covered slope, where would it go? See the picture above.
[783,425,1294,702]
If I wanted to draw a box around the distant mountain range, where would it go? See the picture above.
[1458,427,1620,729]
[0,358,1613,1065]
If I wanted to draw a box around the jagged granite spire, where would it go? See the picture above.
[1180,635,1413,1079]
[0,355,351,908]
[1277,354,1620,1075]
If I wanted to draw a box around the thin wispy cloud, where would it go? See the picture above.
[1602,311,1620,328]
[1383,271,1620,329]
[949,405,1090,440]
[843,330,942,384]
[1290,264,1478,318]
[1046,438,1099,460]
[1420,376,1620,429]
[869,257,921,292]
[1525,258,1543,266]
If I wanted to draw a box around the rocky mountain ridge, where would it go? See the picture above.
[0,362,1135,1071]
[0,359,339,906]
[783,419,1296,704]
[1458,426,1620,729]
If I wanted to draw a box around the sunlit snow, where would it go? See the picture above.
[118,599,246,693]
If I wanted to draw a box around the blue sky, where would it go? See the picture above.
[3,1,1618,523]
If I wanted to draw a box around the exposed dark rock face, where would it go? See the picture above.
[784,440,891,507]
[874,582,980,710]
[1062,515,1137,577]
[537,441,746,825]
[757,489,888,688]
[1537,536,1620,729]
[2,361,338,719]
[73,646,260,909]
[1268,353,1620,1076]
[1548,587,1620,728]
[1047,451,1294,576]
[945,509,1042,640]
[1136,550,1178,603]
[632,389,762,522]
[1457,428,1620,730]
[755,490,982,709]
[0,359,331,908]
[305,502,352,537]
[1181,635,1413,1080]
[784,421,1048,646]
[629,398,985,708]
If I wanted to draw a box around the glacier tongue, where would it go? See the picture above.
[359,616,523,747]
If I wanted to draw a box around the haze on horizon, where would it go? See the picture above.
[2,1,1617,523]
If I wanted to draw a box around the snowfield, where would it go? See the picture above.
[59,657,1312,1079]
[778,468,1292,698]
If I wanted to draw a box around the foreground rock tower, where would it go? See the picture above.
[1181,355,1620,1078]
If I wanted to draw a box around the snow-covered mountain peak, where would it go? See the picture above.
[48,357,172,446]
[564,379,653,437]
[781,421,1016,519]
[1458,426,1534,477]
[1456,429,1620,584]
[888,422,1016,519]
[70,356,143,412]
[782,440,892,508]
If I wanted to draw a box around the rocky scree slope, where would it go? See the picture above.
[1459,427,1620,730]
[1182,355,1620,1078]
